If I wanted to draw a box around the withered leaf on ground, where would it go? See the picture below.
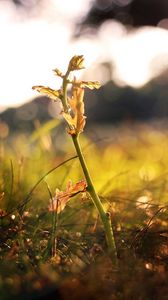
[48,180,87,214]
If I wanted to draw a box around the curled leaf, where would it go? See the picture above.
[68,55,85,71]
[32,85,62,101]
[62,87,86,135]
[48,180,87,214]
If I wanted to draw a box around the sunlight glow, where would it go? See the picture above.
[0,0,168,110]
[98,22,168,87]
[0,0,93,109]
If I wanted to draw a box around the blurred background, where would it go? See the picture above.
[1,0,168,130]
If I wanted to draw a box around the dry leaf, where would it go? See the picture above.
[80,80,101,90]
[62,87,86,135]
[48,180,87,214]
[32,86,62,101]
[68,55,85,71]
[53,68,64,78]
[69,79,101,90]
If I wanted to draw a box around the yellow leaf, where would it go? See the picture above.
[62,112,76,135]
[68,55,85,71]
[62,87,86,135]
[53,68,64,78]
[48,180,87,214]
[80,80,101,90]
[32,85,62,101]
[69,79,101,90]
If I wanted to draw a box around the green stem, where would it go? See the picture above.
[72,134,117,262]
[61,69,117,262]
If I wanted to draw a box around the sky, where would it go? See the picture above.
[0,0,168,111]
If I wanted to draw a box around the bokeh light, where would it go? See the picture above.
[0,0,168,111]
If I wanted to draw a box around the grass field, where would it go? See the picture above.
[1,121,168,300]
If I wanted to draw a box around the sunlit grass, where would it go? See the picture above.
[1,122,168,299]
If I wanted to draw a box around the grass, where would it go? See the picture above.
[1,121,168,299]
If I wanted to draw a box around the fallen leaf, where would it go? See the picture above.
[48,180,87,213]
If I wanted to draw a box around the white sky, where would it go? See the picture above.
[0,0,168,111]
